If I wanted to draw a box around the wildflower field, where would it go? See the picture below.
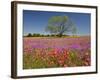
[23,36,91,69]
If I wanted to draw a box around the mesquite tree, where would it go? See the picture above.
[46,16,77,37]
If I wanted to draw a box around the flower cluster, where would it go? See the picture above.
[23,37,91,69]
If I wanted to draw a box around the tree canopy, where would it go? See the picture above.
[46,16,77,37]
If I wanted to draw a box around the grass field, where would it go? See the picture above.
[23,36,91,69]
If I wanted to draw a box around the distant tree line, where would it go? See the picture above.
[25,33,70,37]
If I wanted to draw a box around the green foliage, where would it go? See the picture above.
[32,33,40,37]
[26,33,70,37]
[23,53,46,69]
[68,51,83,66]
[46,16,77,37]
[27,33,32,37]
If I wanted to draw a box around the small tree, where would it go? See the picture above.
[27,33,32,37]
[46,16,77,37]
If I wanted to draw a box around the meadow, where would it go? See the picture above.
[23,36,91,69]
